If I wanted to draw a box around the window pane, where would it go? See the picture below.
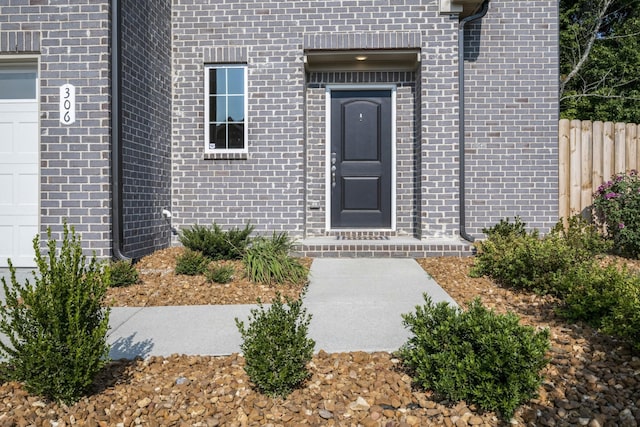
[227,68,244,94]
[0,71,36,100]
[227,95,244,122]
[228,124,244,149]
[212,124,227,149]
[208,69,218,95]
[210,96,227,122]
[215,68,227,94]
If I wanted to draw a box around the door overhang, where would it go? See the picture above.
[304,49,420,72]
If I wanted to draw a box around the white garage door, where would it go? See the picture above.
[0,63,38,268]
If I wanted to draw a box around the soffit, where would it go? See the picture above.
[304,49,420,72]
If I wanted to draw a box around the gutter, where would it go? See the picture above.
[458,0,490,243]
[110,0,129,260]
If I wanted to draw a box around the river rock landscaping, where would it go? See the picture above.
[1,248,639,426]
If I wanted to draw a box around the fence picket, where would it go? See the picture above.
[560,119,640,220]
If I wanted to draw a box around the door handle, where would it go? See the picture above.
[331,152,337,187]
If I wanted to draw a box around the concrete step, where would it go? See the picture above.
[293,236,474,258]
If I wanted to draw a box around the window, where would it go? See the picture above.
[205,65,247,153]
[0,63,37,100]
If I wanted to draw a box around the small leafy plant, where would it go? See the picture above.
[558,262,640,350]
[175,249,209,275]
[593,170,640,258]
[0,223,111,404]
[205,263,235,284]
[243,232,308,285]
[399,295,550,420]
[482,216,528,238]
[109,259,139,287]
[236,292,315,397]
[180,222,254,260]
[551,213,612,257]
[471,216,599,296]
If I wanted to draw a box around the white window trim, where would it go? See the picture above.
[204,64,248,155]
[324,84,397,232]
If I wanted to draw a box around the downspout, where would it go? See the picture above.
[110,0,129,260]
[458,0,490,243]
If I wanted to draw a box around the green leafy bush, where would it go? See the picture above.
[558,262,640,350]
[174,249,209,276]
[399,296,550,420]
[601,276,640,350]
[235,292,315,397]
[471,232,572,295]
[472,217,601,296]
[205,264,235,284]
[558,263,627,326]
[593,171,640,258]
[0,223,111,404]
[243,232,308,285]
[482,216,528,238]
[551,213,612,257]
[109,259,139,287]
[179,222,254,260]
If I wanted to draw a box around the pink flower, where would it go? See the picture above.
[619,223,625,229]
[605,192,619,199]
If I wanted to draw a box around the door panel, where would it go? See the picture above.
[0,102,38,267]
[330,90,392,228]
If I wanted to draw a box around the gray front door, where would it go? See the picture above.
[330,90,392,228]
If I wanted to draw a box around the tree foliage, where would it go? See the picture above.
[560,0,640,123]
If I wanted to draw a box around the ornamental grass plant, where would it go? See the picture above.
[179,222,254,260]
[243,232,308,285]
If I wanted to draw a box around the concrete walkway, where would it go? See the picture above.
[1,258,457,360]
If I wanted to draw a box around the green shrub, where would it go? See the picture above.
[175,249,209,275]
[593,171,640,258]
[472,217,603,296]
[472,232,574,295]
[551,213,612,257]
[179,222,254,260]
[399,295,550,420]
[558,262,640,350]
[601,276,640,350]
[243,232,308,285]
[109,259,139,287]
[205,264,235,284]
[558,263,627,326]
[482,216,528,238]
[235,292,315,397]
[0,223,111,404]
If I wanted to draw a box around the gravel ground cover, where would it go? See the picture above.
[0,249,639,426]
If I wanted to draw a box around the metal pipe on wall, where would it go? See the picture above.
[458,0,490,242]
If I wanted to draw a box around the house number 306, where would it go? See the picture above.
[59,84,76,125]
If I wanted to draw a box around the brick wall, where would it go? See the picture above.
[0,0,112,257]
[171,0,468,239]
[2,0,559,256]
[120,0,172,258]
[464,0,559,235]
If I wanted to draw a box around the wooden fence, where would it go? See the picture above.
[559,119,640,219]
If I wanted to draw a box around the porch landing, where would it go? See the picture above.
[293,236,474,258]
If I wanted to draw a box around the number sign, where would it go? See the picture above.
[59,84,75,125]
